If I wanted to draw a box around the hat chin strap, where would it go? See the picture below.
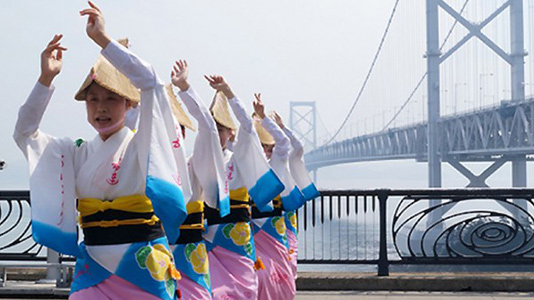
[95,117,125,136]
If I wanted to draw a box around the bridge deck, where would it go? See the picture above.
[306,98,534,169]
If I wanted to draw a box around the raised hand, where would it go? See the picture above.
[39,34,67,87]
[204,75,235,99]
[80,1,110,48]
[253,93,266,119]
[271,111,285,129]
[171,60,190,91]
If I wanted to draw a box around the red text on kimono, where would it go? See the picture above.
[57,155,65,226]
[106,158,121,186]
[74,264,89,279]
[224,163,234,193]
[172,173,182,186]
[172,125,181,149]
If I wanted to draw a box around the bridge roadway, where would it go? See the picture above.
[305,97,534,170]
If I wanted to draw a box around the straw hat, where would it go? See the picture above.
[253,114,275,145]
[74,38,141,104]
[209,91,236,130]
[166,84,196,131]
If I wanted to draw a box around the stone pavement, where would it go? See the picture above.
[1,272,534,299]
[296,291,534,299]
[297,272,534,292]
[2,291,534,300]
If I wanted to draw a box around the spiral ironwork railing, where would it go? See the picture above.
[392,193,534,260]
[2,189,534,276]
[0,191,46,260]
[297,189,534,275]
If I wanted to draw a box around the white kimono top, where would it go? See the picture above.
[202,95,284,244]
[282,127,320,201]
[14,40,191,266]
[261,117,305,212]
[179,87,228,214]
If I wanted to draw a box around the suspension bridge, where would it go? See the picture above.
[291,0,534,188]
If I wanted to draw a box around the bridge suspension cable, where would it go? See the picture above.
[381,0,471,132]
[323,0,401,146]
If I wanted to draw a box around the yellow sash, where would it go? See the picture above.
[180,200,205,230]
[82,215,160,229]
[78,195,159,229]
[229,187,250,209]
[78,195,154,217]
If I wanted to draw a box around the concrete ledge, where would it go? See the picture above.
[297,272,534,292]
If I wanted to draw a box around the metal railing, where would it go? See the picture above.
[3,189,534,279]
[297,189,534,275]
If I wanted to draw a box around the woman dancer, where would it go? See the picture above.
[14,2,188,299]
[251,94,304,300]
[203,75,284,300]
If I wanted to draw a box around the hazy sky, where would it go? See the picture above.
[2,1,533,190]
[0,1,400,189]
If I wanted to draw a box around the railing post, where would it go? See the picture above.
[377,190,389,276]
[37,248,61,285]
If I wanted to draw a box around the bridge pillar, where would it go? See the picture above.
[426,0,442,188]
[289,101,317,151]
[510,0,527,190]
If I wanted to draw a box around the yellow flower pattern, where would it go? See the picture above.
[190,243,209,275]
[136,244,180,281]
[229,222,251,246]
[146,244,174,281]
[290,213,297,230]
[274,217,287,236]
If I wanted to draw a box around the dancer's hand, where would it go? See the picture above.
[39,34,67,87]
[204,75,235,99]
[253,93,266,119]
[80,1,110,49]
[171,60,190,91]
[272,111,285,129]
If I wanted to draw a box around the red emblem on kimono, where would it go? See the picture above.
[172,137,181,149]
[172,125,182,149]
[106,158,121,185]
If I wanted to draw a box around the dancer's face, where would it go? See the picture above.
[216,122,234,149]
[85,83,131,141]
[262,143,274,159]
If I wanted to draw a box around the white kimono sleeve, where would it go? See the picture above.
[283,127,320,201]
[179,86,230,216]
[262,117,304,211]
[101,40,190,244]
[13,82,81,257]
[228,96,284,212]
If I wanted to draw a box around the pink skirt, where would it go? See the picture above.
[68,274,163,300]
[178,273,213,300]
[286,229,298,280]
[254,230,295,300]
[209,245,258,300]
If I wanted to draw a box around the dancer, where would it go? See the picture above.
[251,94,304,300]
[203,75,284,300]
[14,2,189,299]
[272,112,320,280]
[169,60,230,300]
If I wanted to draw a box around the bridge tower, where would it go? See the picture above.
[426,0,527,188]
[290,101,318,181]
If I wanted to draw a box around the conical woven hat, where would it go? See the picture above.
[209,91,236,130]
[253,114,275,145]
[166,84,195,131]
[74,38,140,104]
